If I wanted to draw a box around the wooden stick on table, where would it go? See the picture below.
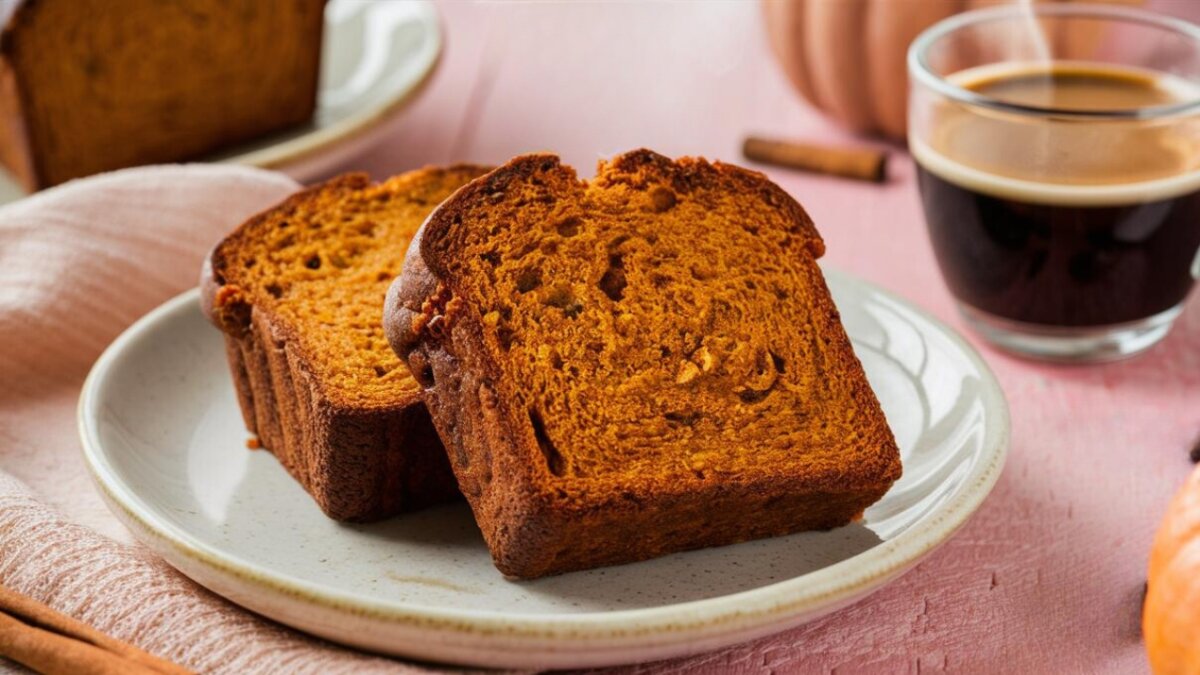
[743,136,889,183]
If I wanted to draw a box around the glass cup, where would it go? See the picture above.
[908,4,1200,362]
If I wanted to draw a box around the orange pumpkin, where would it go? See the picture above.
[1145,465,1200,674]
[762,0,1142,140]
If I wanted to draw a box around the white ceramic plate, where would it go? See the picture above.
[0,0,439,205]
[79,268,1009,670]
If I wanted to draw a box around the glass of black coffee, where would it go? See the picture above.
[908,4,1200,362]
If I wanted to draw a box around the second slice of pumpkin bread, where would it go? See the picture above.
[203,167,488,521]
[386,150,902,578]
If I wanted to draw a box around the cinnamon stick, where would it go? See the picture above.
[0,584,191,675]
[743,136,888,183]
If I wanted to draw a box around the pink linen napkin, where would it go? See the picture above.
[0,165,445,673]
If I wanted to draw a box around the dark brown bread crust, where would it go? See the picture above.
[386,150,902,578]
[204,171,479,522]
[0,0,325,190]
[210,299,451,521]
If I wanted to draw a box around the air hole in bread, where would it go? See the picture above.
[555,217,581,238]
[598,254,627,302]
[770,350,786,374]
[265,283,284,299]
[481,251,501,267]
[278,220,290,229]
[244,257,257,269]
[497,326,516,351]
[376,271,392,282]
[516,267,542,293]
[373,365,388,377]
[529,409,566,477]
[543,283,583,318]
[739,388,770,404]
[305,256,321,270]
[665,410,700,426]
[650,187,677,212]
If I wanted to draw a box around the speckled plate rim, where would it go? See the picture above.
[78,268,1009,664]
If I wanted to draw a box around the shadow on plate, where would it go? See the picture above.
[351,501,884,610]
[515,523,883,609]
[210,416,885,611]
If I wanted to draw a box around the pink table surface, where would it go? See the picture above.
[317,2,1200,673]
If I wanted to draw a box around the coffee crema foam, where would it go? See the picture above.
[913,61,1200,207]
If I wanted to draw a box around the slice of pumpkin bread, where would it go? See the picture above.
[385,150,901,577]
[203,167,488,521]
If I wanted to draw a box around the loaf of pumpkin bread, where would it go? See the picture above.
[0,0,326,190]
[203,167,488,521]
[385,149,902,578]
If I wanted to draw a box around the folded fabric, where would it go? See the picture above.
[0,166,444,674]
[0,555,194,674]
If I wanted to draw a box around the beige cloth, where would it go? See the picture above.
[0,166,449,674]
